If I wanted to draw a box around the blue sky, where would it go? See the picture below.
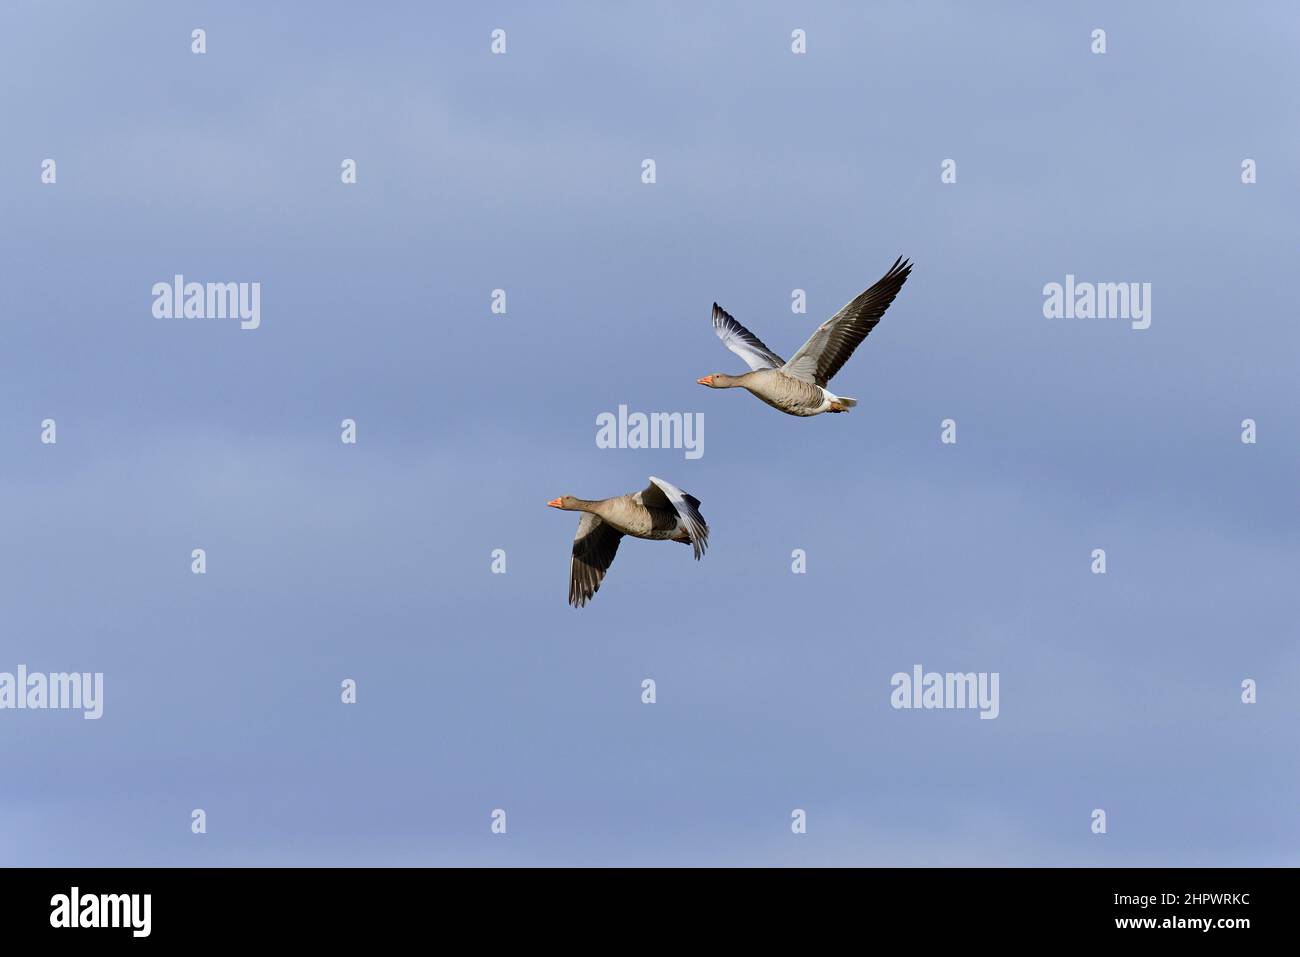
[1,1,1297,865]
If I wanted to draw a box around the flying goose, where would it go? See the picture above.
[697,257,913,416]
[548,476,708,607]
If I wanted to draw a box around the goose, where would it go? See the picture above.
[697,257,913,416]
[547,476,708,607]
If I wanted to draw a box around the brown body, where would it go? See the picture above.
[548,477,709,607]
[700,369,838,417]
[568,494,691,543]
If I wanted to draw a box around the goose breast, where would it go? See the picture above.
[744,370,828,416]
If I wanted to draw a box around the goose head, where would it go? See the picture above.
[697,373,739,388]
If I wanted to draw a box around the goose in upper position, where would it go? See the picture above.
[697,257,913,416]
[547,476,708,607]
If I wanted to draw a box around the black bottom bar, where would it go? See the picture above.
[0,866,1279,942]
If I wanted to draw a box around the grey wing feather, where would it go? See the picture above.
[644,476,709,560]
[569,513,623,607]
[781,258,912,386]
[711,303,785,371]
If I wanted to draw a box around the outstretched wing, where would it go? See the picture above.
[569,513,623,607]
[641,476,709,560]
[711,303,785,371]
[781,257,912,386]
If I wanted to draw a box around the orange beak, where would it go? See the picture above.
[547,498,563,508]
[697,375,713,386]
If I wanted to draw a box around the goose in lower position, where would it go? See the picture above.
[697,256,913,416]
[547,476,709,607]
